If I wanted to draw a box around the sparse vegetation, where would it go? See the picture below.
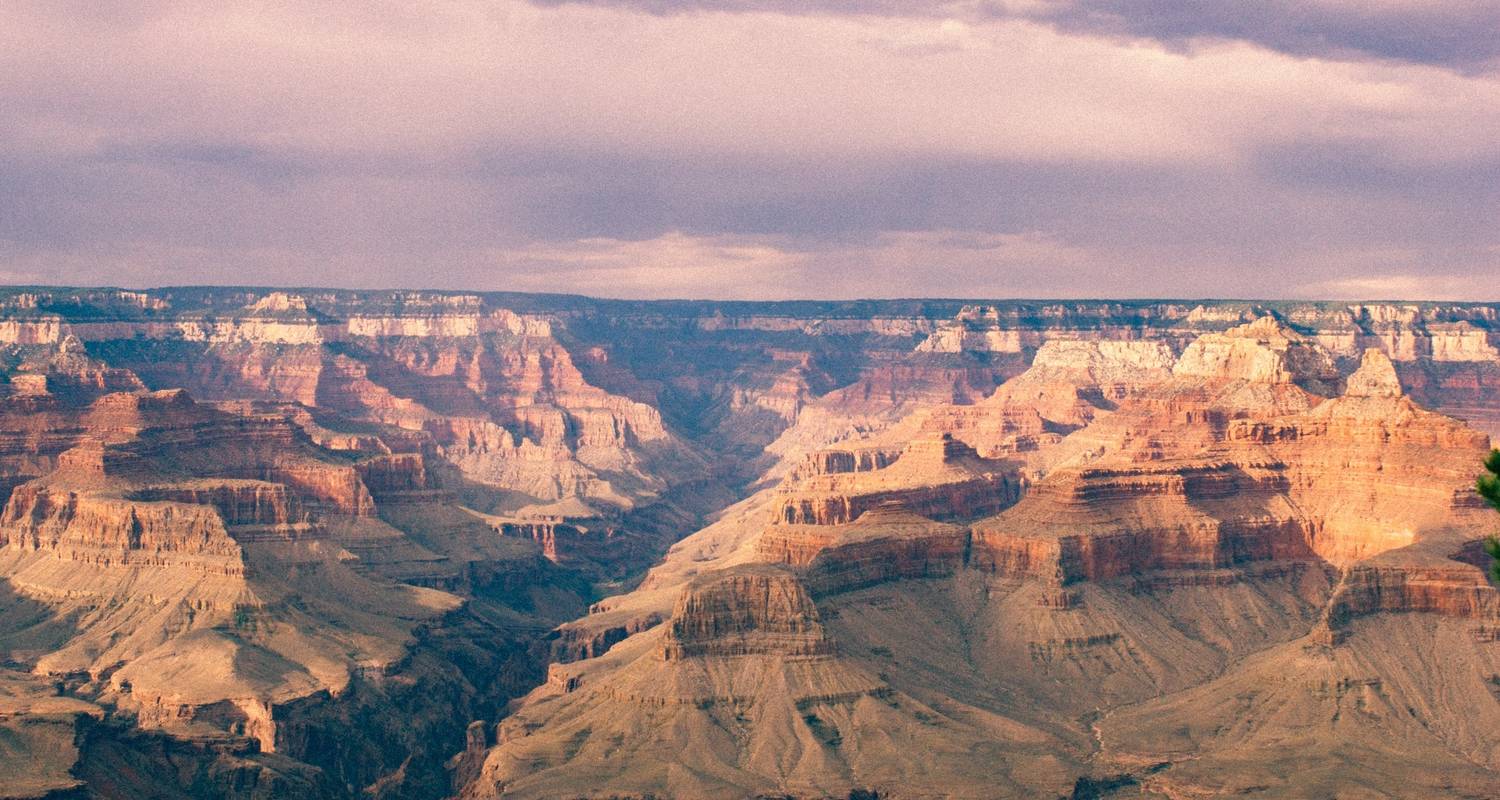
[802,712,842,747]
[1067,773,1138,799]
[1475,449,1500,584]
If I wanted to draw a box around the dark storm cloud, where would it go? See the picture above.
[531,0,1500,70]
[1035,1,1500,71]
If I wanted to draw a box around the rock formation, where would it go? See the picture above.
[775,432,1023,525]
[660,564,835,659]
[1172,315,1343,392]
[459,309,1500,799]
[0,377,591,797]
[0,290,1499,799]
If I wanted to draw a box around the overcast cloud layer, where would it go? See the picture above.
[2,0,1497,300]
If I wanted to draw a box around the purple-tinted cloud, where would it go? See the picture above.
[0,0,1497,299]
[1032,0,1500,72]
[531,0,1500,70]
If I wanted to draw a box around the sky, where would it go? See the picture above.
[2,1,1498,300]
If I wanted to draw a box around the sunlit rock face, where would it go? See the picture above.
[0,380,587,795]
[2,289,1500,799]
[1343,347,1403,397]
[774,432,1025,526]
[1172,316,1343,392]
[462,304,1500,800]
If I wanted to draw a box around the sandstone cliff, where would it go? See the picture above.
[776,432,1023,525]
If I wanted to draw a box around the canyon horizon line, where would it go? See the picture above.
[4,284,1492,305]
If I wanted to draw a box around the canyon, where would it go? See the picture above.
[0,289,1498,798]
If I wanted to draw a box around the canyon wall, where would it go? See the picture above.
[1,289,1499,799]
[462,309,1500,800]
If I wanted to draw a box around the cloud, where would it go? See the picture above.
[1289,245,1500,301]
[529,0,1500,71]
[0,1,1496,299]
[9,1,1497,167]
[492,230,1101,299]
[1295,274,1491,301]
[1025,1,1500,72]
[492,233,807,298]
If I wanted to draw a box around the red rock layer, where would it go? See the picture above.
[776,433,1024,525]
[129,481,308,527]
[490,516,622,565]
[790,446,901,480]
[0,485,245,575]
[971,458,1313,585]
[660,564,835,660]
[798,510,969,597]
[549,611,667,663]
[1328,563,1498,624]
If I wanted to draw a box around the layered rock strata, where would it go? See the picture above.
[3,291,1500,799]
[462,315,1500,799]
[660,565,835,660]
[776,433,1023,525]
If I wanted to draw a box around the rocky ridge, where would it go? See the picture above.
[0,372,590,798]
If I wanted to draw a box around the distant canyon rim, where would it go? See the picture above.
[0,288,1498,799]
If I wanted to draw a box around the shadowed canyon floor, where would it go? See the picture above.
[0,290,1498,798]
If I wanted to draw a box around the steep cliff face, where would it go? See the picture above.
[1324,556,1499,631]
[776,433,1023,525]
[787,445,901,481]
[1,484,247,569]
[0,390,419,672]
[916,305,1029,353]
[912,300,1499,367]
[18,292,1500,561]
[972,458,1312,586]
[1237,351,1491,565]
[898,338,1178,470]
[1031,338,1178,384]
[757,353,1021,490]
[971,344,1491,591]
[797,508,969,597]
[660,565,835,660]
[757,505,951,567]
[1,335,147,407]
[74,296,708,535]
[320,332,700,515]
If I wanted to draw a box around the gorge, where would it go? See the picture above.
[1,288,1499,799]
